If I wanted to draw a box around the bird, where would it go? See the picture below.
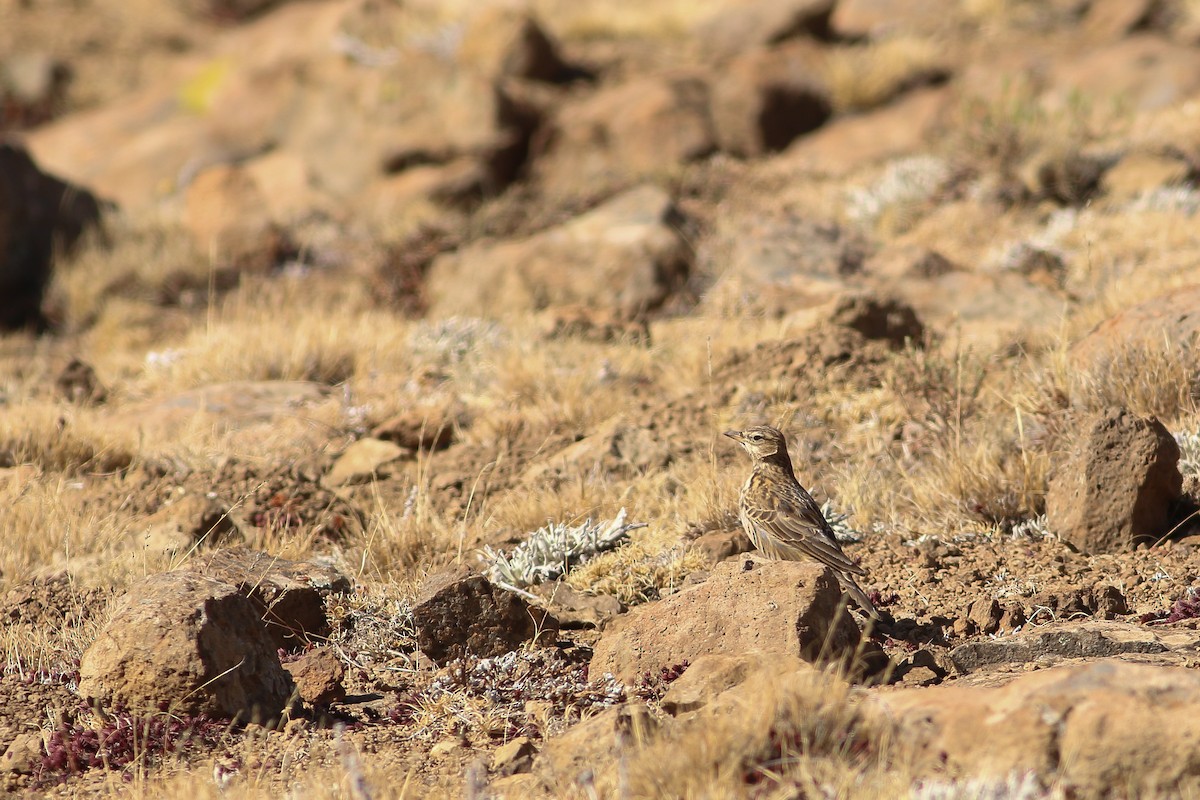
[725,425,879,619]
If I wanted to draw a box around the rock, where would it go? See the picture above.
[458,9,573,83]
[688,528,754,563]
[324,438,407,487]
[183,163,287,270]
[952,598,1026,638]
[532,582,624,629]
[589,558,881,683]
[192,548,352,649]
[828,293,924,347]
[521,414,675,484]
[1026,584,1130,623]
[140,493,239,553]
[1085,0,1161,41]
[491,736,538,777]
[1046,408,1182,554]
[411,566,558,663]
[693,0,835,61]
[710,42,832,157]
[881,660,1200,796]
[534,74,715,195]
[948,621,1171,675]
[55,358,107,405]
[371,410,458,451]
[782,85,950,174]
[884,268,1067,350]
[283,646,345,706]
[79,571,292,719]
[709,213,869,296]
[1101,151,1190,201]
[891,648,947,687]
[0,142,105,330]
[0,733,42,775]
[1045,35,1200,114]
[427,185,690,318]
[1072,284,1200,369]
[660,652,803,715]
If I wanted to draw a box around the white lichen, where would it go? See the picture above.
[483,508,647,589]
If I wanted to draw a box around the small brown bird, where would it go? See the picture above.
[726,425,879,619]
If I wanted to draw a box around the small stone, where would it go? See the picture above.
[1,733,43,775]
[324,438,406,487]
[491,736,538,777]
[283,647,345,706]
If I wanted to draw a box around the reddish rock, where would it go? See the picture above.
[283,646,345,706]
[193,548,352,649]
[1071,284,1200,369]
[183,163,286,270]
[782,85,950,174]
[411,566,558,663]
[491,736,538,777]
[693,0,835,60]
[426,185,690,318]
[79,572,292,719]
[881,661,1200,796]
[589,558,881,683]
[1046,408,1182,554]
[710,42,831,157]
[458,9,573,83]
[535,73,715,195]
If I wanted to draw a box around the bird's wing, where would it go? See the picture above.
[743,481,867,577]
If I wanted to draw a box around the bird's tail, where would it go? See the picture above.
[837,573,880,620]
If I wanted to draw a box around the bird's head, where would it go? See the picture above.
[724,425,789,462]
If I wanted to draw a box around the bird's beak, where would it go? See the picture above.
[723,430,743,442]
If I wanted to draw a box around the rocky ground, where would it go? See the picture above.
[6,0,1200,797]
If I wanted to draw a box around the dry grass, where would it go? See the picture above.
[610,665,904,799]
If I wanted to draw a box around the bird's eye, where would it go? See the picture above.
[750,434,763,441]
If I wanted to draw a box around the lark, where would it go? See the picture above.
[726,425,879,619]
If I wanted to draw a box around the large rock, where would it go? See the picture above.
[457,8,573,84]
[589,558,878,682]
[411,566,558,663]
[710,42,832,157]
[1046,408,1182,554]
[0,143,106,330]
[182,162,285,270]
[192,548,351,649]
[880,661,1200,796]
[1071,284,1200,369]
[426,185,690,318]
[534,74,715,195]
[79,571,292,719]
[693,0,836,60]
